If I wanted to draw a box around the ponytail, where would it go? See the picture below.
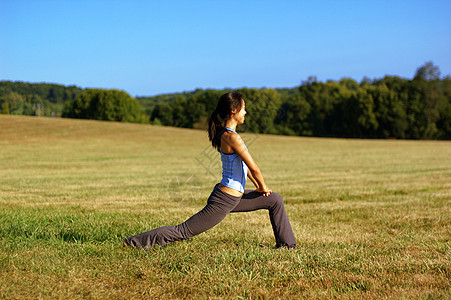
[208,92,243,152]
[208,109,223,151]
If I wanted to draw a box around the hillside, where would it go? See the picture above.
[0,115,449,299]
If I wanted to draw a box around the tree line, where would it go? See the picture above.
[142,62,450,139]
[0,81,82,117]
[1,62,450,139]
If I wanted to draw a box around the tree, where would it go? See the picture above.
[330,82,378,138]
[414,61,440,81]
[435,77,451,139]
[0,92,25,115]
[275,93,311,136]
[299,80,338,137]
[237,88,281,134]
[63,89,146,123]
[370,83,408,138]
[151,103,173,125]
[1,102,9,114]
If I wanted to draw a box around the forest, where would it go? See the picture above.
[1,62,450,139]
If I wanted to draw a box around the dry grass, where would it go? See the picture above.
[0,114,450,299]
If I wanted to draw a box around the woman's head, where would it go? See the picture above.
[214,92,243,122]
[208,92,244,151]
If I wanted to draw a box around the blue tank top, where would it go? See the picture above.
[220,127,248,193]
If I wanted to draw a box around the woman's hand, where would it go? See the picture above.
[256,186,272,197]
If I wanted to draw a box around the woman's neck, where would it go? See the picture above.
[225,121,237,132]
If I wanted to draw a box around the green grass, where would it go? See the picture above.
[0,114,450,299]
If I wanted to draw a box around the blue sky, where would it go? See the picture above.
[1,0,450,96]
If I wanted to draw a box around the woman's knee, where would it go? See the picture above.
[269,192,284,207]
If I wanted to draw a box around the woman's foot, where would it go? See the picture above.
[276,243,296,250]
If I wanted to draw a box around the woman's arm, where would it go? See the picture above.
[247,170,258,188]
[227,133,272,196]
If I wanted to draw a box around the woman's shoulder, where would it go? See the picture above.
[221,130,245,152]
[222,129,241,143]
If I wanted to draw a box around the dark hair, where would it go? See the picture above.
[208,92,243,151]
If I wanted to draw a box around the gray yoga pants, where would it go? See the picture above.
[124,184,296,249]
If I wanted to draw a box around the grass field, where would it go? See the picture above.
[0,115,449,299]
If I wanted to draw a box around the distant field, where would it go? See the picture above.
[0,115,449,299]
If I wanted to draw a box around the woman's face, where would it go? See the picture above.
[233,99,247,124]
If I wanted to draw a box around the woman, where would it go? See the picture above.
[123,92,296,249]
